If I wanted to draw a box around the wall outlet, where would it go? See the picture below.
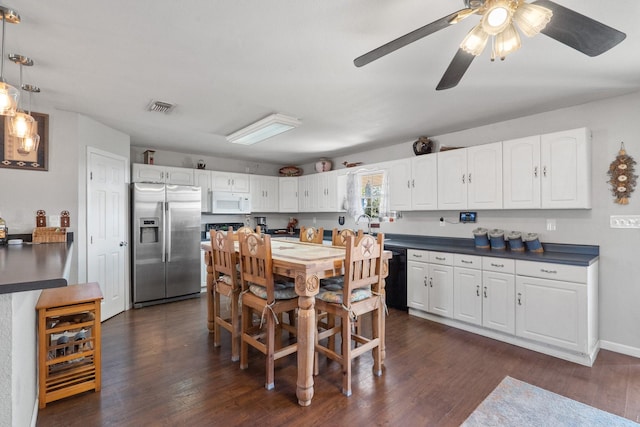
[610,215,640,228]
[546,218,556,231]
[439,217,445,227]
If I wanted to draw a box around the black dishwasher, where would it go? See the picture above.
[385,246,407,311]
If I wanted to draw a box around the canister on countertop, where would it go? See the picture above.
[507,231,524,252]
[473,227,490,249]
[523,233,544,253]
[489,229,506,250]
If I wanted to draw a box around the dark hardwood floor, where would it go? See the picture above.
[37,294,640,426]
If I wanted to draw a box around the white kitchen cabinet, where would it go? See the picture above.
[194,170,212,212]
[408,250,453,318]
[278,177,299,212]
[453,254,483,326]
[388,156,438,211]
[503,128,591,209]
[298,175,318,212]
[316,171,340,211]
[132,164,194,185]
[540,128,591,209]
[481,257,515,335]
[437,143,502,210]
[407,259,429,311]
[211,171,250,193]
[437,149,468,210]
[251,175,279,212]
[515,259,597,356]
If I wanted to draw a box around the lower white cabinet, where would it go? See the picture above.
[407,250,453,318]
[409,251,599,366]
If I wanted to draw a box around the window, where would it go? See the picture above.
[360,171,386,219]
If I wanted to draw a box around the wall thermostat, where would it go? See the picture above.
[459,211,477,223]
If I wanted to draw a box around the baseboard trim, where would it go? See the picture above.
[600,340,640,359]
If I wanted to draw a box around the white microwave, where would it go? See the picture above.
[211,192,251,214]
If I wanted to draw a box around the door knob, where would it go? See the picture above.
[119,241,128,247]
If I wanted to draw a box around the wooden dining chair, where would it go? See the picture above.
[239,232,298,390]
[314,233,385,397]
[299,226,324,244]
[331,228,364,247]
[210,227,242,361]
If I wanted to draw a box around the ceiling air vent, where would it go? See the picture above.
[146,100,176,114]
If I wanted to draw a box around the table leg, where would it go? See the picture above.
[205,251,215,333]
[296,294,315,406]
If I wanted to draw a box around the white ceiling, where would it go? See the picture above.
[6,0,640,164]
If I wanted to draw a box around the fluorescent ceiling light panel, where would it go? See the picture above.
[226,113,301,145]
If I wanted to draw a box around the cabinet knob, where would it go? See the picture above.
[468,173,472,184]
[462,174,465,184]
[483,286,487,298]
[476,285,480,297]
[517,292,522,305]
[534,166,538,178]
[424,277,427,286]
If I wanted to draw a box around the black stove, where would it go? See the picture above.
[205,222,245,232]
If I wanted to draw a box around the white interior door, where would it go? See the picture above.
[87,147,128,321]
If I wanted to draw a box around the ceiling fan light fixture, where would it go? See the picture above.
[513,3,553,37]
[461,24,490,56]
[481,1,515,35]
[492,22,521,60]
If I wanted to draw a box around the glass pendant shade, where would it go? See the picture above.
[493,22,521,60]
[8,110,36,138]
[513,3,553,37]
[481,1,514,35]
[0,81,18,116]
[461,24,490,56]
[18,132,39,154]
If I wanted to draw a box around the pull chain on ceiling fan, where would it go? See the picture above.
[354,0,627,90]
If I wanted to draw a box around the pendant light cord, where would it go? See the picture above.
[0,11,5,81]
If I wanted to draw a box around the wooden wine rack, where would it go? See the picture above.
[36,283,103,408]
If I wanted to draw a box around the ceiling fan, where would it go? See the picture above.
[354,0,626,90]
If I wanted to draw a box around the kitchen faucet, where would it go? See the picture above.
[357,214,372,235]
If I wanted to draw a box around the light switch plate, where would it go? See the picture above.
[610,215,640,228]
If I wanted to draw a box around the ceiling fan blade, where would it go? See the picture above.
[354,8,474,67]
[436,49,475,91]
[532,0,626,57]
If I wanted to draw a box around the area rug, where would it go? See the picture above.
[462,376,638,426]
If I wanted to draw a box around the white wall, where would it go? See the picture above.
[303,90,640,355]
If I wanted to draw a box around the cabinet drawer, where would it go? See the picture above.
[483,257,515,274]
[516,260,586,283]
[429,251,453,265]
[408,249,429,262]
[454,253,482,269]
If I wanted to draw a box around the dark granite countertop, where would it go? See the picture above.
[380,234,598,267]
[0,241,73,294]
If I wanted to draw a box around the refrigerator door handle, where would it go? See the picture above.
[161,201,166,263]
[166,201,172,262]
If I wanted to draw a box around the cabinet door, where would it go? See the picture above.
[387,159,412,211]
[467,142,503,209]
[230,173,250,193]
[165,166,194,185]
[515,276,587,352]
[503,136,541,209]
[437,149,467,210]
[262,176,279,212]
[428,264,453,318]
[297,176,311,212]
[453,267,482,325]
[278,177,298,212]
[411,155,438,210]
[540,128,591,209]
[132,164,165,183]
[407,260,429,311]
[250,175,264,211]
[194,170,212,212]
[482,271,515,334]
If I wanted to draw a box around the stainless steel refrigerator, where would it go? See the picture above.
[131,183,201,307]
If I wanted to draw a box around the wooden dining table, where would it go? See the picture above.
[202,237,390,406]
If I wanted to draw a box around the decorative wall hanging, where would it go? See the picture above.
[0,111,49,171]
[607,142,637,205]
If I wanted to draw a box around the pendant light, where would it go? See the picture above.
[8,54,36,139]
[0,6,19,116]
[17,83,40,154]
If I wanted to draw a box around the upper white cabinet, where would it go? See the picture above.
[540,128,591,209]
[211,171,250,193]
[132,164,194,185]
[388,155,438,211]
[437,142,503,210]
[194,169,212,212]
[251,175,279,212]
[298,171,344,213]
[278,177,299,212]
[503,128,591,209]
[298,175,317,212]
